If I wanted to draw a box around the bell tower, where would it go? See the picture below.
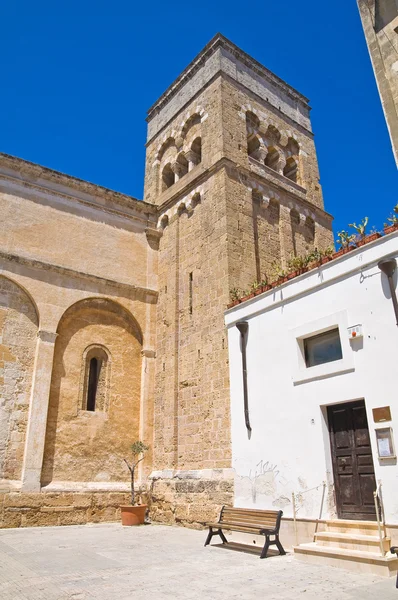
[144,34,333,525]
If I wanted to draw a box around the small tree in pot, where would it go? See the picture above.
[120,441,150,526]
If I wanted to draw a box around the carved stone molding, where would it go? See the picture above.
[37,330,58,344]
[141,349,156,359]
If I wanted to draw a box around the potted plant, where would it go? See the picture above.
[260,277,272,293]
[365,226,382,243]
[228,287,241,308]
[121,441,150,526]
[335,230,355,256]
[349,216,368,247]
[321,245,334,264]
[384,204,398,234]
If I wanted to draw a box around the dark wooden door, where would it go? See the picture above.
[327,400,376,521]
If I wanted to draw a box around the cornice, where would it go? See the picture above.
[0,152,157,219]
[0,250,159,300]
[147,33,309,121]
[155,156,332,223]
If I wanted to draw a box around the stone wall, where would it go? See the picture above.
[358,0,398,166]
[0,276,38,481]
[0,491,131,528]
[149,470,234,528]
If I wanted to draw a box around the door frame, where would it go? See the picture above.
[326,398,377,521]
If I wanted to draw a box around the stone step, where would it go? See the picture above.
[294,543,398,577]
[315,531,390,553]
[325,519,380,535]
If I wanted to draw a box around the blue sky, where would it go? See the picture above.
[1,0,397,238]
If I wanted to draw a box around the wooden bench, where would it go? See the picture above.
[204,506,286,559]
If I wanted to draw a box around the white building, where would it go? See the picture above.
[225,230,398,575]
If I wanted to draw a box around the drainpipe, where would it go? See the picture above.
[378,258,398,326]
[236,321,252,438]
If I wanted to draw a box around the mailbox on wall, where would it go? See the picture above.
[375,427,396,460]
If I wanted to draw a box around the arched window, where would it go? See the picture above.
[245,111,260,130]
[82,346,110,412]
[191,137,202,164]
[162,163,175,191]
[265,147,280,171]
[176,153,189,178]
[247,135,260,159]
[283,157,298,182]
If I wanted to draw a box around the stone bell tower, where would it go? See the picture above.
[144,34,333,525]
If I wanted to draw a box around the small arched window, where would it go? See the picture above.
[82,346,110,412]
[283,157,298,182]
[265,147,280,171]
[162,163,175,191]
[247,135,260,159]
[191,137,202,164]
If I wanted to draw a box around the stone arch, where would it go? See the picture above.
[304,216,315,242]
[266,124,281,144]
[190,137,202,164]
[80,344,112,413]
[264,146,280,171]
[246,110,260,131]
[175,153,189,179]
[247,134,261,159]
[158,213,169,230]
[0,275,39,481]
[283,157,298,182]
[157,137,177,162]
[41,298,143,486]
[161,163,175,191]
[190,192,201,209]
[182,113,201,139]
[285,137,300,156]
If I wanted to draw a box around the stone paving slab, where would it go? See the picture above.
[0,523,397,599]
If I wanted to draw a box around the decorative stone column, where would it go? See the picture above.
[185,150,200,171]
[21,330,58,491]
[138,348,156,481]
[171,161,183,182]
[257,147,268,163]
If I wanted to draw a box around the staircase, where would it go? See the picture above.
[294,519,398,577]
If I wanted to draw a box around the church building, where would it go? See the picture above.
[0,34,333,527]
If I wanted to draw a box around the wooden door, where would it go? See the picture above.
[327,400,376,521]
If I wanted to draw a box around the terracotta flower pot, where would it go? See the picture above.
[120,504,147,526]
[365,232,382,243]
[384,224,398,235]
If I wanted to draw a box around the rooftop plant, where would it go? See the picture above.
[349,216,368,240]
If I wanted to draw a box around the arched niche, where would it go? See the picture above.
[41,298,143,486]
[0,275,39,481]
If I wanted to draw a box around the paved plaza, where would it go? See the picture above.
[0,523,397,599]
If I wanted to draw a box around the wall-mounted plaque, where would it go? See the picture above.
[375,427,396,459]
[372,406,392,423]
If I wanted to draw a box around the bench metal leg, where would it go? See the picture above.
[219,529,228,544]
[275,535,286,556]
[260,536,271,559]
[204,527,214,547]
[204,527,228,547]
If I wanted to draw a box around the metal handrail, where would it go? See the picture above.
[374,480,386,557]
[292,481,327,547]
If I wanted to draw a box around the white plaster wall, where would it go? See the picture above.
[225,232,398,524]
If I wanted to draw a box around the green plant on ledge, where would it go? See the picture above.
[349,216,368,240]
[386,204,398,225]
[337,230,355,248]
[250,280,260,293]
[229,287,241,302]
[124,441,150,506]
